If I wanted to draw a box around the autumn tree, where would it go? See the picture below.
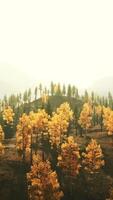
[49,103,73,148]
[16,113,32,161]
[57,136,80,177]
[103,107,112,135]
[0,125,4,155]
[82,139,104,174]
[78,103,92,135]
[3,106,15,124]
[27,154,63,200]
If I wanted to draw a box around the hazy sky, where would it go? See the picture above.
[0,0,113,91]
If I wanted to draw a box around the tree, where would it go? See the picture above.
[78,103,92,134]
[103,106,112,135]
[39,83,42,97]
[62,84,66,96]
[58,136,81,177]
[67,84,72,97]
[16,113,32,161]
[45,100,52,116]
[82,139,104,174]
[27,154,63,200]
[72,86,76,97]
[8,94,17,109]
[0,125,4,155]
[84,90,89,102]
[23,90,28,103]
[49,103,73,148]
[28,88,32,103]
[3,106,15,124]
[34,87,38,100]
[50,81,54,96]
[3,95,8,107]
[75,88,79,99]
[108,92,113,108]
[91,91,95,103]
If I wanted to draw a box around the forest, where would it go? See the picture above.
[0,82,113,200]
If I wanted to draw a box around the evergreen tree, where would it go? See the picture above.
[108,92,112,108]
[75,88,79,99]
[50,81,54,96]
[3,95,8,107]
[39,83,42,97]
[56,83,62,96]
[28,88,32,103]
[67,84,72,97]
[23,90,28,103]
[72,85,76,97]
[62,84,66,96]
[45,100,52,115]
[34,86,38,100]
[91,91,95,103]
[84,90,89,102]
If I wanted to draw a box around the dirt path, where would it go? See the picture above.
[0,139,28,200]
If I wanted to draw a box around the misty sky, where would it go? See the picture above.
[0,0,113,93]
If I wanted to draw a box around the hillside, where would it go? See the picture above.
[23,95,83,114]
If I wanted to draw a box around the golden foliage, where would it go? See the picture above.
[82,139,104,174]
[3,106,14,124]
[16,109,49,159]
[0,125,5,155]
[0,125,4,141]
[78,103,92,130]
[95,105,102,116]
[103,107,113,135]
[57,136,81,176]
[16,113,32,158]
[49,103,73,147]
[27,154,63,200]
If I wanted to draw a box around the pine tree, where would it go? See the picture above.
[67,84,72,97]
[50,81,54,96]
[62,84,66,96]
[34,87,38,100]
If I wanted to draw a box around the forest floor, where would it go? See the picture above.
[0,138,28,200]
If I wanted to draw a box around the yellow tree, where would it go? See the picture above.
[78,102,92,134]
[0,125,4,155]
[56,102,73,122]
[82,139,104,174]
[27,154,63,200]
[16,113,32,161]
[0,125,4,141]
[57,136,81,177]
[95,105,102,117]
[49,113,69,148]
[31,109,49,138]
[49,103,73,148]
[29,109,50,161]
[3,106,15,124]
[103,107,113,136]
